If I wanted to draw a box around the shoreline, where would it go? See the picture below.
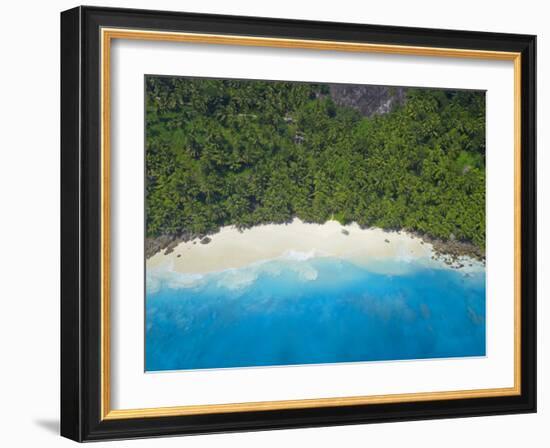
[146,219,483,275]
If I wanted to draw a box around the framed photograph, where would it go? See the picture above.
[60,6,536,442]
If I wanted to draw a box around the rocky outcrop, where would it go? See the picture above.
[145,235,178,258]
[328,84,407,117]
[145,232,215,258]
[146,232,193,258]
[421,234,485,266]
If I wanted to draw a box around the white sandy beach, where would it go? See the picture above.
[147,219,440,275]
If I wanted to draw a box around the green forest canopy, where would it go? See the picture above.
[145,77,486,250]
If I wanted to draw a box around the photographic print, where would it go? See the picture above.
[144,76,486,372]
[61,9,536,440]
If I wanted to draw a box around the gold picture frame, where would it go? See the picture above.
[61,6,536,442]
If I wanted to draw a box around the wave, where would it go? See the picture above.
[146,267,206,294]
[147,256,322,294]
[147,252,485,295]
[279,249,320,261]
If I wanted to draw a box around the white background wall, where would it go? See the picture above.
[0,0,546,446]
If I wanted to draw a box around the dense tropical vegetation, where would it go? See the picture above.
[145,76,486,251]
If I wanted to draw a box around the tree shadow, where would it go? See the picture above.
[34,419,59,435]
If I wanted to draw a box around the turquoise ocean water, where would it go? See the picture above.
[145,256,485,371]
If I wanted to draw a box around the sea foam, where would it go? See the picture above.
[147,255,323,294]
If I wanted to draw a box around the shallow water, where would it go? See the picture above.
[145,257,485,371]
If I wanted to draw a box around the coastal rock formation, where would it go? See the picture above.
[146,233,190,258]
[146,235,177,258]
[328,84,407,117]
[424,235,485,265]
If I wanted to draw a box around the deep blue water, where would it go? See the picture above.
[145,257,485,371]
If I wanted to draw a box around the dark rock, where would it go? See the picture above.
[200,236,212,245]
[384,239,390,243]
[145,230,195,259]
[328,84,407,117]
[164,239,179,255]
[145,234,175,258]
[417,232,485,265]
[341,229,350,236]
